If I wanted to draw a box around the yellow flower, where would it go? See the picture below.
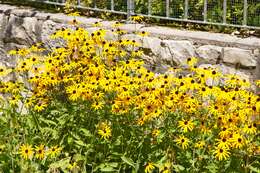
[178,119,194,132]
[19,144,34,160]
[34,101,48,112]
[195,140,206,149]
[213,146,230,161]
[186,57,198,67]
[92,21,102,27]
[145,162,155,173]
[67,162,78,171]
[98,122,112,140]
[0,66,12,77]
[175,135,190,150]
[132,50,143,57]
[152,129,160,137]
[35,144,45,160]
[255,80,260,87]
[91,100,105,110]
[47,146,62,158]
[230,133,245,149]
[243,123,257,135]
[112,21,122,28]
[158,162,171,173]
[216,137,231,149]
[130,15,144,23]
[8,95,20,106]
[138,31,149,37]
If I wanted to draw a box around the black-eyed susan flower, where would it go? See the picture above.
[19,144,34,160]
[231,133,245,149]
[35,144,45,160]
[178,119,194,133]
[213,146,230,161]
[194,140,206,149]
[67,161,78,171]
[158,162,171,173]
[47,146,62,158]
[34,101,48,112]
[144,162,155,173]
[98,122,112,140]
[152,129,160,138]
[138,31,149,37]
[130,15,144,23]
[0,66,12,77]
[216,137,230,149]
[91,100,105,110]
[175,135,190,150]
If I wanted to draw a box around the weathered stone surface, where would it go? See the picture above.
[196,45,223,64]
[119,23,145,33]
[0,4,16,13]
[141,26,260,50]
[4,15,40,47]
[160,40,196,66]
[11,8,37,17]
[237,37,260,48]
[41,20,64,49]
[223,47,256,67]
[142,36,162,56]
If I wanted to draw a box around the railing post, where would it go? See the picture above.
[184,0,188,19]
[203,0,207,22]
[148,0,151,15]
[127,0,134,19]
[166,0,170,17]
[111,0,114,11]
[223,0,227,24]
[243,0,247,26]
[94,0,97,9]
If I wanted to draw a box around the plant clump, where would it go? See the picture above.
[0,13,259,172]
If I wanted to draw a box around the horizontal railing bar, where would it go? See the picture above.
[134,13,260,30]
[40,0,128,15]
[27,0,260,30]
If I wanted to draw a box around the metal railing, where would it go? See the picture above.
[28,0,260,29]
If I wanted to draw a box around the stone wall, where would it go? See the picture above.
[0,4,260,81]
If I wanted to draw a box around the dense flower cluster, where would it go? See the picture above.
[0,14,259,172]
[19,144,61,160]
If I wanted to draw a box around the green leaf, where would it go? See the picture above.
[75,140,87,147]
[48,158,70,170]
[0,116,8,124]
[80,128,92,137]
[121,156,136,168]
[97,163,118,172]
[100,167,116,172]
[106,162,118,168]
[173,164,185,171]
[39,117,57,126]
[249,166,260,173]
